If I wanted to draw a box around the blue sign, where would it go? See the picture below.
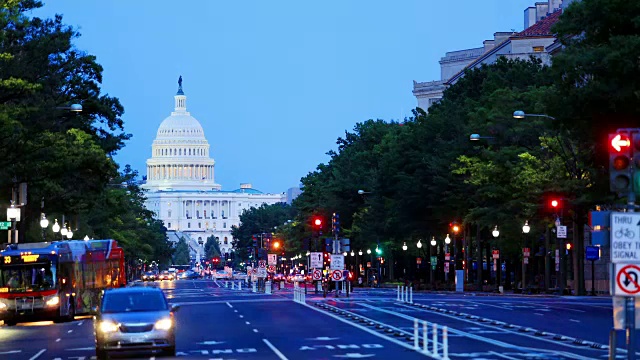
[585,246,600,261]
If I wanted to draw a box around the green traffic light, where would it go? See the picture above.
[375,246,381,254]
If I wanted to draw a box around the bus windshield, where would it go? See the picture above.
[0,263,56,293]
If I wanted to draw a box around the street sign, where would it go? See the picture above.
[258,260,266,269]
[524,257,529,264]
[610,212,640,263]
[0,222,10,230]
[492,250,500,259]
[267,254,277,266]
[312,269,322,280]
[614,264,640,296]
[331,269,343,281]
[444,253,450,261]
[430,256,437,270]
[523,248,530,257]
[557,225,567,239]
[268,265,276,273]
[366,261,371,268]
[586,246,600,261]
[330,254,344,270]
[310,252,323,268]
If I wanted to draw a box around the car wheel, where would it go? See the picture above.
[3,320,16,326]
[96,347,108,360]
[162,346,176,357]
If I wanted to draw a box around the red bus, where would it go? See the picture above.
[0,239,125,325]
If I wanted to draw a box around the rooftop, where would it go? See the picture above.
[515,9,562,37]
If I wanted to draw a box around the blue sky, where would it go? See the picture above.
[33,1,530,194]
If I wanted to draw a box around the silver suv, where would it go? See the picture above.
[93,286,178,359]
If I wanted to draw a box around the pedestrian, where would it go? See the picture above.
[358,276,363,287]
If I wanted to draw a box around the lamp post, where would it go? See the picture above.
[492,226,500,291]
[6,201,19,244]
[40,213,49,241]
[512,110,556,120]
[522,221,530,292]
[66,226,73,239]
[444,234,451,284]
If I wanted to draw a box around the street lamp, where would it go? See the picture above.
[522,221,530,234]
[6,201,20,244]
[357,190,371,195]
[512,110,556,120]
[367,249,371,254]
[350,251,354,256]
[402,242,407,251]
[492,226,500,238]
[83,235,90,241]
[56,103,83,112]
[430,237,436,246]
[444,234,451,245]
[417,239,422,248]
[40,213,49,241]
[65,226,73,239]
[61,225,68,238]
[52,219,60,233]
[358,250,363,256]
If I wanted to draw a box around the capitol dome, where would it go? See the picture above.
[143,77,221,191]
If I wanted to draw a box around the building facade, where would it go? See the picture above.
[413,0,566,112]
[142,80,286,262]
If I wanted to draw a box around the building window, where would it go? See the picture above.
[196,210,200,218]
[168,210,172,218]
[533,46,544,52]
[188,222,191,228]
[223,222,227,228]
[167,222,171,228]
[224,237,228,245]
[198,223,201,228]
[204,210,207,218]
[221,210,225,218]
[212,211,215,219]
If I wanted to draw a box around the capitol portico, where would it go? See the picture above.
[142,78,286,262]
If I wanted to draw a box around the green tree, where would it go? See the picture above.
[173,237,190,265]
[204,235,221,259]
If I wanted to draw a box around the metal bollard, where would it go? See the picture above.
[252,282,257,293]
[432,323,439,357]
[238,281,242,290]
[414,318,419,349]
[225,281,228,288]
[397,286,401,301]
[266,281,271,294]
[423,321,428,354]
[442,326,449,360]
[410,287,413,304]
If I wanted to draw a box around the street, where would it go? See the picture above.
[0,279,638,359]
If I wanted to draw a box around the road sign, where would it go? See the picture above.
[416,257,422,265]
[557,225,567,239]
[267,254,277,266]
[444,262,449,273]
[268,265,276,273]
[310,252,323,268]
[523,248,530,257]
[258,260,266,269]
[330,254,344,270]
[586,246,600,261]
[444,253,450,261]
[312,269,322,281]
[610,212,640,263]
[524,257,529,264]
[492,250,500,259]
[615,264,640,296]
[331,269,343,281]
[0,222,10,230]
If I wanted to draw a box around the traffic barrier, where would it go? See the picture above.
[397,286,414,303]
[238,281,242,290]
[266,281,272,294]
[225,281,228,288]
[412,319,448,358]
[252,281,257,293]
[293,287,305,303]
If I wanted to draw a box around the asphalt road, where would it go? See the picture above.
[0,280,638,359]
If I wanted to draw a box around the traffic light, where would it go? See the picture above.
[634,133,640,195]
[252,235,258,248]
[273,240,280,250]
[609,132,633,193]
[449,222,461,235]
[332,213,340,236]
[566,243,572,250]
[312,215,324,237]
[324,238,333,253]
[264,233,272,249]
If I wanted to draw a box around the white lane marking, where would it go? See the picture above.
[239,315,244,318]
[66,347,94,351]
[263,338,288,360]
[463,300,513,310]
[174,298,289,306]
[77,321,83,326]
[570,319,580,323]
[253,328,259,333]
[245,321,250,325]
[234,309,238,313]
[55,338,61,342]
[0,351,21,355]
[488,351,522,359]
[528,302,585,313]
[534,313,544,316]
[29,349,46,360]
[301,303,420,353]
[226,302,233,308]
[67,329,73,333]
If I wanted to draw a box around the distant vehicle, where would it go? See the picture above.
[159,270,174,281]
[273,273,285,281]
[94,286,178,359]
[178,270,199,280]
[142,271,157,281]
[0,240,126,325]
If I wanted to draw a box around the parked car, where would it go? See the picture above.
[94,286,179,359]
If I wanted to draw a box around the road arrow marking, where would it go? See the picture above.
[197,340,226,345]
[334,353,374,358]
[307,337,339,341]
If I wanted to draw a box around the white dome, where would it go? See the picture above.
[156,113,205,139]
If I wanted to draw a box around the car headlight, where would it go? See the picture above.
[99,320,119,333]
[154,318,173,330]
[45,296,60,307]
[0,302,6,311]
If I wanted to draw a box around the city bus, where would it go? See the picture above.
[0,239,125,325]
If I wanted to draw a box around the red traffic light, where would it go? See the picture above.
[610,134,631,152]
[551,199,559,208]
[313,216,323,227]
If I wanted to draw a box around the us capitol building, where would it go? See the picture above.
[142,78,286,263]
